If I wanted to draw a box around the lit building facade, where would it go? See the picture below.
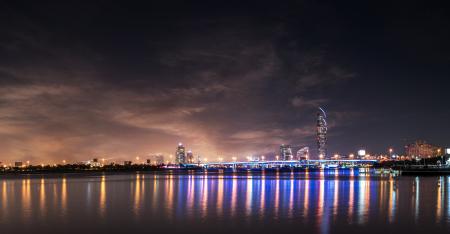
[280,144,293,161]
[317,107,328,159]
[405,140,442,159]
[186,150,194,163]
[296,147,309,160]
[176,143,186,164]
[151,154,165,165]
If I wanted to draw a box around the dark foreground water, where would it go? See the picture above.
[0,170,449,234]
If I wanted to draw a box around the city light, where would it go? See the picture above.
[349,153,354,158]
[446,148,450,154]
[358,149,366,157]
[232,157,237,162]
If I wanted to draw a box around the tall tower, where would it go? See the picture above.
[317,107,328,159]
[280,144,293,161]
[176,143,186,164]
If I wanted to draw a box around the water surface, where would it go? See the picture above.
[0,170,449,233]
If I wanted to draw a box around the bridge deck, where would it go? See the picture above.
[185,159,378,167]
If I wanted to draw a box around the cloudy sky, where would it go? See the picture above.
[1,1,449,163]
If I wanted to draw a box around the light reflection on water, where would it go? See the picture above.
[0,170,449,234]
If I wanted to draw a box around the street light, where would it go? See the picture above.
[261,155,265,161]
[275,155,279,161]
[349,153,354,159]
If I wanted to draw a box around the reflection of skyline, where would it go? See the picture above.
[99,176,106,217]
[388,178,397,223]
[0,172,449,232]
[2,181,7,221]
[22,179,31,222]
[436,176,444,222]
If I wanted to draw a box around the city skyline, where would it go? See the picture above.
[1,1,450,164]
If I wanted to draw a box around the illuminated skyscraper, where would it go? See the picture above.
[280,144,293,161]
[186,150,194,163]
[176,143,186,164]
[296,147,309,160]
[317,107,327,159]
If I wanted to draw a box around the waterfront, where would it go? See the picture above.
[0,170,449,234]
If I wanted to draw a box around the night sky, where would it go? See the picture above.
[1,1,449,163]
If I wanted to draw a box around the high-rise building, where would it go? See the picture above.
[176,143,186,164]
[186,150,194,163]
[296,147,309,160]
[151,154,165,165]
[280,144,293,161]
[317,107,328,159]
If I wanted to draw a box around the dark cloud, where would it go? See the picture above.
[0,1,449,163]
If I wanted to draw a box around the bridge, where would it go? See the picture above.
[185,159,378,168]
